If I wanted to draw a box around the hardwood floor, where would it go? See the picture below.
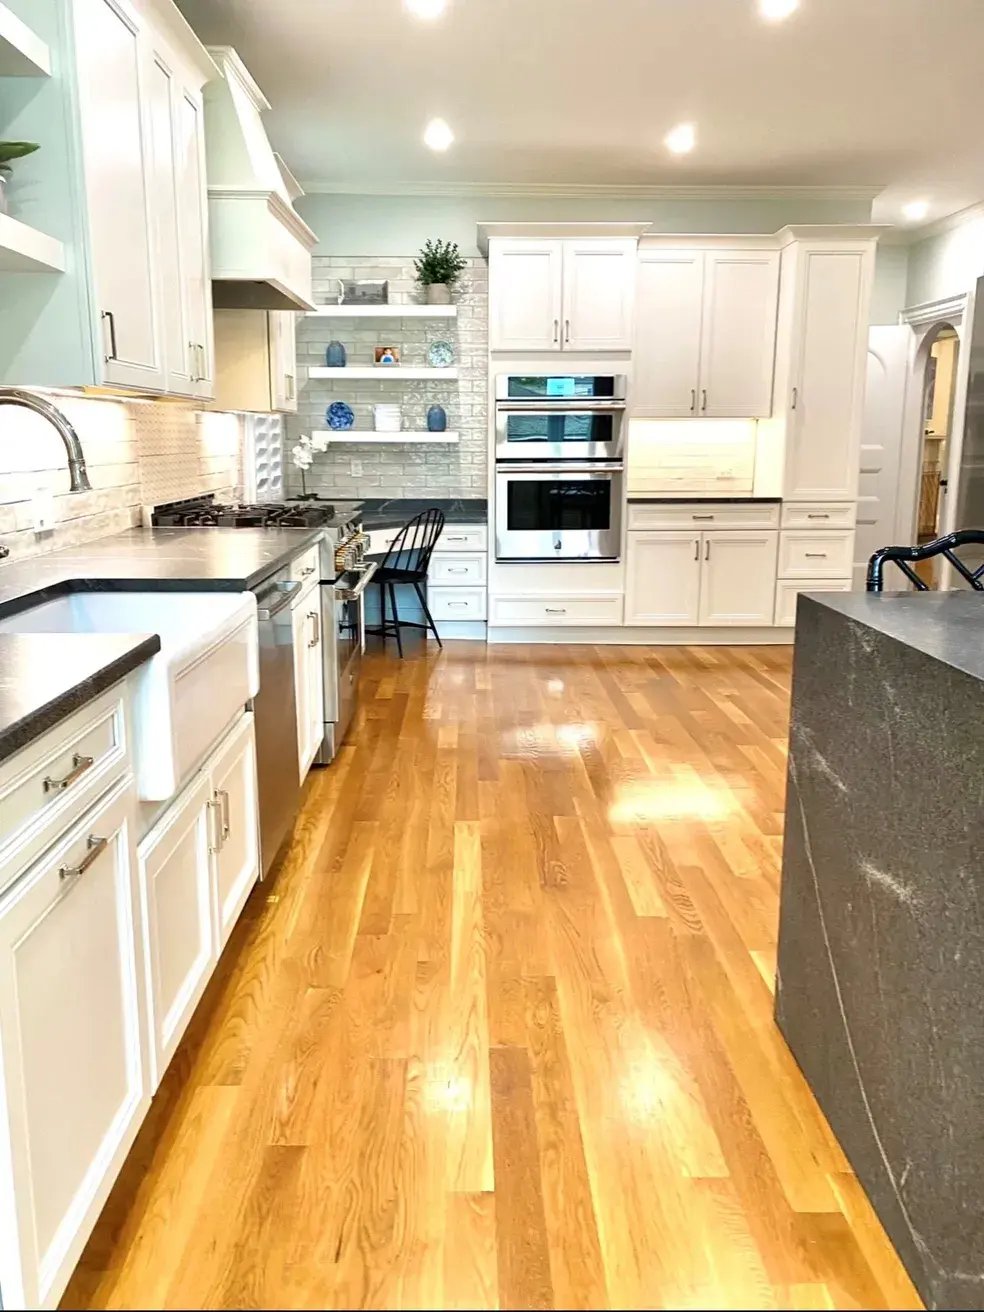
[62,640,922,1311]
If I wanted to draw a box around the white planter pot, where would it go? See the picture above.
[425,282,452,305]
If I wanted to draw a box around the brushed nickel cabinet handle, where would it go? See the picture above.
[805,552,828,559]
[308,610,320,647]
[806,513,830,520]
[217,789,231,842]
[705,540,711,561]
[694,539,700,561]
[701,389,708,412]
[545,607,567,614]
[692,514,715,521]
[792,386,799,410]
[564,319,571,344]
[59,834,108,882]
[553,318,559,344]
[44,753,94,794]
[102,310,118,362]
[690,389,696,413]
[207,798,223,854]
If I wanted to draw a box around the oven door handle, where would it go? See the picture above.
[495,400,627,412]
[497,462,625,474]
[335,561,378,602]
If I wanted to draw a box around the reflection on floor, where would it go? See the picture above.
[62,639,922,1311]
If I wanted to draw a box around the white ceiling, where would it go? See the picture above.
[176,0,984,227]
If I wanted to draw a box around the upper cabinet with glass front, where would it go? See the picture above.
[0,0,214,396]
[489,236,638,352]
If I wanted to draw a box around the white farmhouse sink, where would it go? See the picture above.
[0,592,258,800]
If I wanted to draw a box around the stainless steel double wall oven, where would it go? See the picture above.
[494,374,627,562]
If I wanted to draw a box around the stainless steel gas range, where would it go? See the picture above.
[148,496,375,872]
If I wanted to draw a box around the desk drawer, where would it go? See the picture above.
[779,530,854,579]
[628,502,780,532]
[490,594,623,626]
[428,587,487,621]
[0,686,129,894]
[429,554,487,586]
[435,526,487,553]
[781,503,857,529]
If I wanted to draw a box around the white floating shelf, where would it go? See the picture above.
[306,304,457,319]
[0,214,65,273]
[317,430,460,445]
[308,366,458,381]
[0,3,51,76]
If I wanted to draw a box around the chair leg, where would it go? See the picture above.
[389,582,404,658]
[376,580,388,647]
[413,580,443,649]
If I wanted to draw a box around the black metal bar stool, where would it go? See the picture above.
[866,528,984,592]
[366,508,446,657]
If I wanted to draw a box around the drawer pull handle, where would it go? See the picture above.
[447,567,468,574]
[806,513,830,520]
[448,601,469,609]
[60,834,108,882]
[692,514,715,520]
[301,565,316,577]
[805,552,828,558]
[43,753,94,795]
[446,535,469,542]
[545,607,567,615]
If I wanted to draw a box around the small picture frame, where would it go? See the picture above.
[374,345,401,365]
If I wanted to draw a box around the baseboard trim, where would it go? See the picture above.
[486,625,794,645]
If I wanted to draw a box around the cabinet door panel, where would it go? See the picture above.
[74,0,162,390]
[175,87,213,399]
[292,601,323,780]
[0,781,147,1311]
[489,241,563,351]
[699,531,779,627]
[269,312,298,412]
[700,252,779,418]
[624,532,702,626]
[211,714,260,949]
[562,240,636,351]
[786,251,866,500]
[137,774,215,1088]
[632,251,704,417]
[147,52,193,395]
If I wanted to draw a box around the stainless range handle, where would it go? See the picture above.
[335,561,378,602]
[498,462,624,474]
[257,580,303,619]
[60,834,109,883]
[43,753,94,794]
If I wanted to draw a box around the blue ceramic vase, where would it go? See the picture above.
[426,404,447,432]
[325,340,347,368]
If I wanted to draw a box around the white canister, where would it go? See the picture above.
[373,405,402,432]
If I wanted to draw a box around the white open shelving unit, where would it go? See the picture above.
[308,365,459,381]
[306,303,457,319]
[0,2,50,76]
[0,213,65,273]
[317,430,460,445]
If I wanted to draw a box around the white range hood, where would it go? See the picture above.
[203,47,316,311]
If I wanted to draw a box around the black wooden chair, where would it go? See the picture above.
[866,528,984,591]
[366,508,446,657]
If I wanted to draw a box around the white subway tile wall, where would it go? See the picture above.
[288,256,488,498]
[0,395,242,561]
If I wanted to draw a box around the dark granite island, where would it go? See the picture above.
[776,590,984,1312]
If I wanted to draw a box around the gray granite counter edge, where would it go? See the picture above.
[0,634,162,764]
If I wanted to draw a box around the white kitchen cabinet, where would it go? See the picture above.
[698,530,779,626]
[624,531,702,625]
[632,246,779,419]
[779,244,875,501]
[633,250,705,417]
[561,239,636,351]
[210,710,260,949]
[292,587,324,781]
[489,239,563,351]
[173,84,213,400]
[74,0,163,391]
[269,310,298,412]
[775,577,852,628]
[699,251,779,418]
[213,309,299,412]
[137,772,214,1088]
[0,778,149,1312]
[489,237,636,353]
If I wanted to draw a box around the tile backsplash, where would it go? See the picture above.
[0,394,242,561]
[287,255,488,499]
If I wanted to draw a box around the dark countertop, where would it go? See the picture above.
[804,589,984,683]
[356,498,488,529]
[0,633,160,764]
[628,496,781,504]
[0,526,325,620]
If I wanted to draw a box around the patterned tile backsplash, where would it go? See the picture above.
[0,394,242,562]
[287,255,488,499]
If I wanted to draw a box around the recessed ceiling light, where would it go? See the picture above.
[903,199,930,222]
[405,0,447,18]
[424,118,454,151]
[664,123,696,155]
[759,0,800,19]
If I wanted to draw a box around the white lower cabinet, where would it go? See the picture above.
[292,586,324,781]
[625,529,779,628]
[137,712,259,1088]
[775,577,852,627]
[624,532,701,625]
[0,777,149,1312]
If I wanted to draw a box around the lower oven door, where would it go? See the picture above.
[318,563,376,763]
[495,463,624,561]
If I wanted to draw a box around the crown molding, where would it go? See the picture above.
[897,198,984,246]
[901,293,968,328]
[297,179,882,203]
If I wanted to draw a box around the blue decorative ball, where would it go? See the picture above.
[327,401,355,430]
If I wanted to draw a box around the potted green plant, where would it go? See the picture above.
[414,238,467,305]
[0,142,39,216]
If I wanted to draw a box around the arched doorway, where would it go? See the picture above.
[915,324,960,585]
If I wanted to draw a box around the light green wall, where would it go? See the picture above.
[906,210,984,307]
[296,192,874,257]
[869,246,909,325]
